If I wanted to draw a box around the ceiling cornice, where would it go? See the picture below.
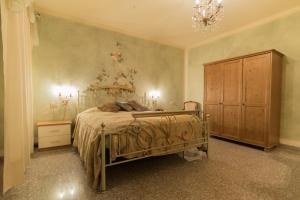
[186,6,300,50]
[35,6,185,50]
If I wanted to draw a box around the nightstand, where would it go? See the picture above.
[37,121,72,149]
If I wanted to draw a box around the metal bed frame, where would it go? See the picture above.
[98,110,210,192]
[76,90,209,192]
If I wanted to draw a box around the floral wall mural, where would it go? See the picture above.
[86,42,138,99]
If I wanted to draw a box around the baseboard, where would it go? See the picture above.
[280,138,300,148]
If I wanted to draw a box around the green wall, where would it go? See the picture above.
[187,11,300,143]
[33,15,184,123]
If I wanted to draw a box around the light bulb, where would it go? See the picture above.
[195,0,200,5]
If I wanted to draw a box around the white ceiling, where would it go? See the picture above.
[35,0,300,49]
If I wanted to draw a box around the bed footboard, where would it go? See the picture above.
[100,111,210,192]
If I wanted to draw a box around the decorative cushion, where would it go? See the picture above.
[98,102,121,112]
[128,100,150,111]
[116,102,133,111]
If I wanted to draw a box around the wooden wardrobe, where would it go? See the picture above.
[204,50,283,150]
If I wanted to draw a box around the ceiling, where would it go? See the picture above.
[35,0,300,49]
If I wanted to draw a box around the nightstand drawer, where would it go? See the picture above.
[38,125,70,138]
[38,135,71,149]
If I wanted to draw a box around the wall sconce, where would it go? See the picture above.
[149,90,161,110]
[51,85,77,120]
[149,90,161,100]
[52,85,77,100]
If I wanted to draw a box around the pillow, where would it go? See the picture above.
[128,100,150,111]
[116,102,133,111]
[98,102,120,112]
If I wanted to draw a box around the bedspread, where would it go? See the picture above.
[73,108,204,188]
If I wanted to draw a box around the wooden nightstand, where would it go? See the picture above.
[37,121,72,149]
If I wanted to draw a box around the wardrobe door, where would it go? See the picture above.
[204,63,222,136]
[241,54,271,146]
[220,59,243,139]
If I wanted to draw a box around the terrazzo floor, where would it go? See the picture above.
[3,138,300,200]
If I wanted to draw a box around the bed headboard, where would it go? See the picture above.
[77,88,148,112]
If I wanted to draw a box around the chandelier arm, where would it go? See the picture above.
[209,7,221,20]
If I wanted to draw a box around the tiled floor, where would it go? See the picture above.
[3,138,300,200]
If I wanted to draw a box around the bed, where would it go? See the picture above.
[73,107,209,191]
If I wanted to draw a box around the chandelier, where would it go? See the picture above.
[192,0,224,32]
